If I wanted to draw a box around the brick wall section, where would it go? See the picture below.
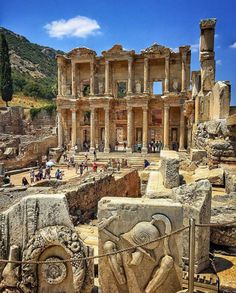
[63,169,141,223]
[0,107,24,134]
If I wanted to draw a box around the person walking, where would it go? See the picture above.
[93,150,97,161]
[79,162,84,176]
[92,162,98,172]
[30,169,35,184]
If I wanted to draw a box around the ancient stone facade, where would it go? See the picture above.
[56,43,191,153]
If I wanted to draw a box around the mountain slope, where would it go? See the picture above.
[0,27,64,99]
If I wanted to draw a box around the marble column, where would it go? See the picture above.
[90,108,95,152]
[142,106,148,154]
[127,57,133,94]
[181,52,187,92]
[57,110,63,147]
[61,64,66,96]
[127,106,133,153]
[105,60,110,95]
[143,58,149,93]
[163,105,170,150]
[104,107,110,153]
[90,60,95,95]
[58,63,62,96]
[179,105,185,151]
[71,61,77,97]
[164,55,170,93]
[71,109,77,147]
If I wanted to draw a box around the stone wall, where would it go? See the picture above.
[0,107,24,134]
[192,119,236,164]
[62,169,141,223]
[3,135,57,170]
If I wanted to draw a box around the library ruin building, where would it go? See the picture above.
[56,18,232,154]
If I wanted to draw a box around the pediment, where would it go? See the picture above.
[102,44,135,57]
[68,47,96,58]
[141,43,171,56]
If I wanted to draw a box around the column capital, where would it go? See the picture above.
[142,105,148,111]
[127,105,133,112]
[164,104,170,110]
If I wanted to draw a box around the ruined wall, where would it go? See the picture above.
[63,169,141,223]
[192,119,236,164]
[0,107,24,134]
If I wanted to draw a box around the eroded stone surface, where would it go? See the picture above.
[98,197,183,293]
[160,157,180,189]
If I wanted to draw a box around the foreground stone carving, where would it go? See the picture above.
[172,179,212,272]
[0,194,93,293]
[98,197,183,293]
[160,157,180,189]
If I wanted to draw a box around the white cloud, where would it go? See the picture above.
[44,16,101,38]
[216,59,222,65]
[215,34,219,39]
[230,42,236,49]
[191,43,199,53]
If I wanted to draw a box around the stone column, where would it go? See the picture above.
[105,60,110,95]
[143,58,149,93]
[71,61,77,97]
[71,109,77,147]
[104,107,110,153]
[181,51,187,92]
[61,64,66,96]
[179,105,185,151]
[163,105,170,150]
[127,57,133,94]
[164,54,170,93]
[127,106,133,153]
[90,108,95,152]
[57,110,63,147]
[58,63,62,96]
[142,106,148,154]
[90,60,95,96]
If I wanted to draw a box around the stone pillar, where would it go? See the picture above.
[71,109,77,147]
[90,60,95,96]
[142,106,148,154]
[104,107,110,153]
[143,58,149,93]
[127,106,133,153]
[164,54,170,93]
[179,105,185,151]
[90,108,95,152]
[105,60,110,95]
[71,61,77,97]
[57,110,63,148]
[163,105,170,150]
[181,51,187,92]
[58,63,62,96]
[127,57,133,94]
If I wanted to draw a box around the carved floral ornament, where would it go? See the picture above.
[200,18,217,29]
[3,226,93,293]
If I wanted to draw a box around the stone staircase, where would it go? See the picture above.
[72,152,160,170]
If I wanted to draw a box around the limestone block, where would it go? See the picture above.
[172,180,212,273]
[190,149,207,162]
[211,193,236,247]
[160,157,180,189]
[225,170,236,194]
[193,166,224,186]
[0,194,94,292]
[211,81,230,120]
[0,163,5,176]
[98,197,183,293]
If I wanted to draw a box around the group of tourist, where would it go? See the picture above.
[148,140,163,153]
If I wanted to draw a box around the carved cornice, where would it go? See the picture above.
[141,43,172,57]
[67,47,97,59]
[200,18,217,30]
[102,44,135,58]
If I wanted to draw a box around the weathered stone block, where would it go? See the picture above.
[160,157,180,189]
[172,180,212,273]
[193,166,224,186]
[98,197,183,293]
[225,170,236,194]
[190,148,207,162]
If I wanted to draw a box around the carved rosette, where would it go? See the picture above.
[20,226,93,293]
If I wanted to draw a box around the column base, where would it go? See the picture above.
[126,148,133,153]
[104,148,110,153]
[163,146,170,150]
[178,148,186,152]
[141,147,148,154]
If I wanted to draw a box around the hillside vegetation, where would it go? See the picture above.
[0,27,64,100]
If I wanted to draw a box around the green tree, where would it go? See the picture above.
[0,33,13,107]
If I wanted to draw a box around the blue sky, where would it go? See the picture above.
[1,0,236,105]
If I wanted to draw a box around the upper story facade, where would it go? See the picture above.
[56,43,191,102]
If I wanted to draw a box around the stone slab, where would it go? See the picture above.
[98,197,183,293]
